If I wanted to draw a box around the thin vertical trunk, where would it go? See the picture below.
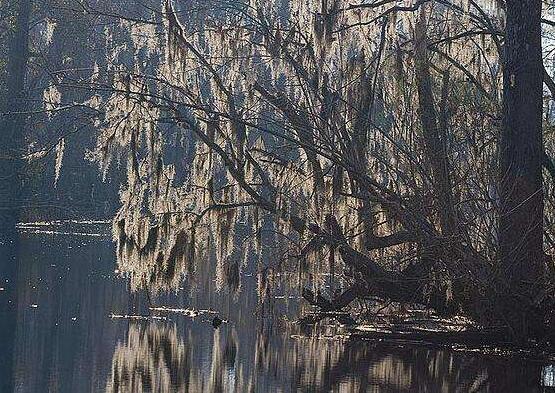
[414,11,458,238]
[500,0,545,339]
[354,20,387,251]
[0,0,31,228]
[414,10,463,315]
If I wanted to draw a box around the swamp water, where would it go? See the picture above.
[0,221,554,392]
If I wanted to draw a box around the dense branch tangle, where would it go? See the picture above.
[90,0,555,335]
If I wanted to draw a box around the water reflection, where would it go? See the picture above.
[8,231,554,393]
[12,231,129,393]
[105,318,549,393]
[544,364,555,388]
[0,230,19,393]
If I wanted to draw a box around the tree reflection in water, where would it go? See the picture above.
[9,234,552,393]
[543,364,555,389]
[106,320,546,393]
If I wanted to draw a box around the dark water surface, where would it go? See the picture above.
[1,224,555,392]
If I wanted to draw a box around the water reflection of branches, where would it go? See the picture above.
[106,322,241,393]
[105,320,544,393]
[106,323,192,392]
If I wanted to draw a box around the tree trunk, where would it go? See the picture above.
[500,0,545,339]
[0,0,31,229]
[413,10,469,315]
[414,10,458,238]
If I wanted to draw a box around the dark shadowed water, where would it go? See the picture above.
[1,223,554,392]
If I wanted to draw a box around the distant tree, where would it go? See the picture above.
[0,0,32,230]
